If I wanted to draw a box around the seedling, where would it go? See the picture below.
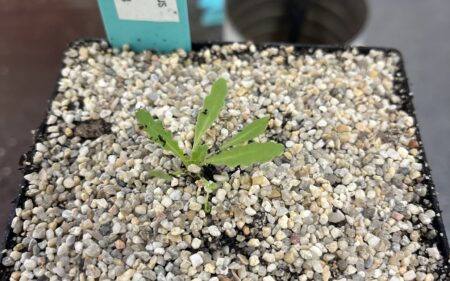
[201,178,218,213]
[136,79,284,211]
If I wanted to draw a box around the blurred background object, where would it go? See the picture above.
[224,0,367,44]
[198,0,224,27]
[1,0,450,240]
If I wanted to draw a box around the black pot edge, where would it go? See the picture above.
[0,39,448,279]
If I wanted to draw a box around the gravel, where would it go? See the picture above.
[1,41,447,280]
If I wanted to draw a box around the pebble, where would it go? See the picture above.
[57,244,69,256]
[32,226,46,239]
[215,189,227,202]
[161,197,173,208]
[169,190,182,201]
[84,243,101,257]
[117,269,135,281]
[247,238,260,248]
[283,248,298,264]
[426,247,441,260]
[249,255,260,266]
[278,215,288,229]
[419,210,435,225]
[135,205,147,215]
[251,175,269,186]
[191,238,202,249]
[208,226,221,237]
[365,233,381,248]
[403,270,416,281]
[189,253,204,267]
[115,240,125,250]
[317,119,327,127]
[63,177,75,188]
[326,242,338,253]
[275,230,287,241]
[23,259,36,271]
[310,246,323,259]
[262,253,276,263]
[328,211,346,223]
[245,207,257,216]
[187,164,201,174]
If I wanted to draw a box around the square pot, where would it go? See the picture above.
[1,40,448,280]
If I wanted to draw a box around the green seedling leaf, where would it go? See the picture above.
[136,109,188,163]
[191,144,208,165]
[193,79,228,150]
[149,169,173,181]
[201,178,218,193]
[201,178,218,213]
[172,170,184,177]
[206,142,284,167]
[220,117,270,150]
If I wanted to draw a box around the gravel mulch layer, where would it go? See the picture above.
[1,41,449,281]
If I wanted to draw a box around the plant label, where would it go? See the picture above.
[97,0,191,52]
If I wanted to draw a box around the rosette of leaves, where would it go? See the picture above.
[136,79,284,211]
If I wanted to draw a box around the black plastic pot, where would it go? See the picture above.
[225,0,368,44]
[0,40,449,280]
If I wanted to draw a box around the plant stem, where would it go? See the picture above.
[204,191,211,213]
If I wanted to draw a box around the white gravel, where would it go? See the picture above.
[1,41,447,280]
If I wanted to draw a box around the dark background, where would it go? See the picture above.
[1,0,449,240]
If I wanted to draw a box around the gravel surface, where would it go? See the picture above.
[1,41,447,280]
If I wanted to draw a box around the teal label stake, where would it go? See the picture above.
[98,0,191,52]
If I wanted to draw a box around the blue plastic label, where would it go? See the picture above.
[98,0,191,53]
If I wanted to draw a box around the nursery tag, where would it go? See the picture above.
[97,0,191,52]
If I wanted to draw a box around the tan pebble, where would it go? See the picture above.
[13,243,24,251]
[339,133,351,143]
[408,139,419,148]
[268,189,281,199]
[204,263,216,273]
[355,122,366,131]
[284,248,299,264]
[249,255,260,266]
[275,230,287,240]
[115,239,125,250]
[148,256,158,270]
[392,212,404,221]
[236,88,248,96]
[369,69,378,78]
[189,202,202,212]
[240,175,251,187]
[79,47,89,60]
[48,221,58,230]
[354,89,363,97]
[274,251,284,260]
[399,266,407,274]
[322,265,331,281]
[218,275,231,281]
[291,143,303,154]
[10,272,21,280]
[251,175,269,186]
[410,231,420,242]
[237,254,249,265]
[80,192,89,201]
[64,127,73,137]
[262,227,271,237]
[336,124,351,133]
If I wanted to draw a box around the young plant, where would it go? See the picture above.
[136,78,284,211]
[201,178,218,213]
